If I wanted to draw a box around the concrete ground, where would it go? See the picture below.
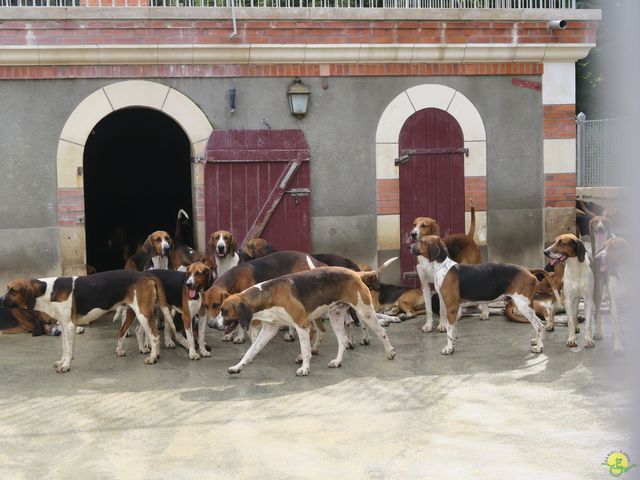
[0,311,631,480]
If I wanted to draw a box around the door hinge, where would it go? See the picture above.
[394,154,411,166]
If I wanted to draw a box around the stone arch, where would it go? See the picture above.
[375,84,488,256]
[56,80,213,275]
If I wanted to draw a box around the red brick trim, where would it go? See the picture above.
[195,184,205,223]
[544,172,576,208]
[0,19,598,46]
[377,176,487,215]
[544,104,575,139]
[465,176,487,212]
[0,62,543,80]
[58,188,85,227]
[377,179,399,215]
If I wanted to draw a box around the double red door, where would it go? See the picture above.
[205,129,311,252]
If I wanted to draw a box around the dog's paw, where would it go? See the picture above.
[55,364,70,373]
[232,336,245,344]
[139,347,151,354]
[346,342,355,350]
[76,326,85,334]
[530,338,538,346]
[387,349,396,360]
[144,356,157,365]
[295,355,303,364]
[221,333,233,342]
[295,366,310,376]
[283,333,295,342]
[116,348,126,357]
[311,348,319,355]
[575,326,580,334]
[566,339,578,348]
[479,313,490,321]
[441,346,454,355]
[328,359,341,368]
[584,338,595,348]
[398,313,410,321]
[531,344,544,354]
[228,366,242,375]
[421,324,433,333]
[189,351,200,361]
[437,324,447,333]
[164,340,176,349]
[199,349,212,358]
[378,319,390,327]
[545,324,555,332]
[360,338,371,346]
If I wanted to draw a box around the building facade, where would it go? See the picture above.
[0,4,600,286]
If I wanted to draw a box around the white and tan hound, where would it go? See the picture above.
[594,237,629,354]
[210,266,396,376]
[1,271,173,372]
[208,230,240,276]
[124,230,174,271]
[544,233,596,348]
[411,235,553,355]
[409,205,488,333]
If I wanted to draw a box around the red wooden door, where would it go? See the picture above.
[399,108,465,286]
[205,130,311,252]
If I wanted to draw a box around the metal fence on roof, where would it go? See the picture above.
[576,113,625,187]
[0,0,577,8]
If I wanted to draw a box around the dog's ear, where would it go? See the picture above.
[359,272,380,291]
[432,221,441,237]
[141,235,154,255]
[575,238,586,263]
[426,241,440,262]
[202,256,217,273]
[203,266,214,289]
[235,301,253,330]
[229,233,238,253]
[26,280,46,310]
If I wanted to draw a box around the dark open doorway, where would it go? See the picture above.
[84,108,193,272]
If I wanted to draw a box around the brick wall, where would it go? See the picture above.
[544,173,576,208]
[544,104,576,139]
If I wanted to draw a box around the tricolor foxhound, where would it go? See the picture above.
[124,230,174,271]
[409,205,489,333]
[210,266,396,376]
[411,235,552,355]
[1,271,173,372]
[201,251,325,344]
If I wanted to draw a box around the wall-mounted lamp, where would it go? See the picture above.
[228,87,237,113]
[548,19,567,30]
[286,77,311,119]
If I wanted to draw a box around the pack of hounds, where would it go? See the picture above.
[0,200,628,376]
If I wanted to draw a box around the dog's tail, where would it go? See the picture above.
[174,209,189,243]
[358,257,398,289]
[466,200,476,239]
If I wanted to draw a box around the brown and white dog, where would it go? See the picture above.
[239,238,276,262]
[124,230,174,271]
[0,307,58,336]
[1,271,173,372]
[411,235,549,355]
[588,215,614,260]
[544,233,595,348]
[409,205,488,333]
[208,230,240,276]
[118,262,214,360]
[209,265,397,376]
[505,264,564,330]
[201,251,325,344]
[594,237,629,354]
[372,284,433,326]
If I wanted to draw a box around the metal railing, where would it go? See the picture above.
[0,0,577,8]
[576,113,625,187]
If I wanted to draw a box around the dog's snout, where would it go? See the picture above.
[410,231,418,241]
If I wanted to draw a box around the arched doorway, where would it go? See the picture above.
[398,108,466,286]
[83,108,193,272]
[56,80,213,276]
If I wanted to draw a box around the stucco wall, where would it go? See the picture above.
[0,74,542,287]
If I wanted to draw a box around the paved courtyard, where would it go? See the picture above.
[0,311,632,480]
